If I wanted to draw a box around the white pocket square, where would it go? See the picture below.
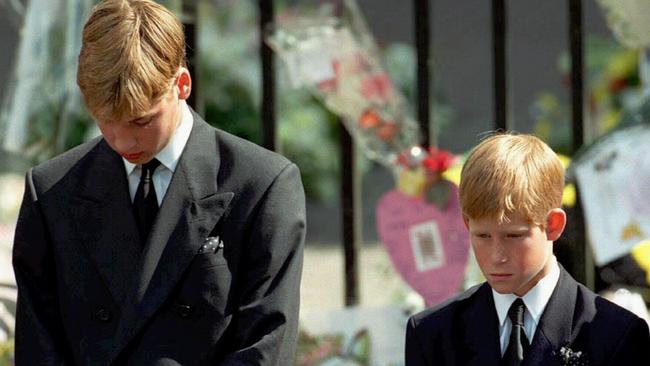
[198,236,224,254]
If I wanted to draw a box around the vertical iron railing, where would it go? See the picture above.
[415,0,432,147]
[341,124,361,306]
[492,0,507,130]
[260,0,277,152]
[182,0,198,111]
[568,0,592,288]
[569,0,584,152]
[341,0,361,306]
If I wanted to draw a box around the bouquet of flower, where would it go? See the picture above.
[267,0,463,199]
[266,0,420,168]
[394,146,458,207]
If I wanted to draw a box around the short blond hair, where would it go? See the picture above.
[459,133,565,226]
[77,0,186,122]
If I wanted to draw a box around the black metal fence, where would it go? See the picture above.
[182,0,593,306]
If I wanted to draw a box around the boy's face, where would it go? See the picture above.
[465,209,565,297]
[96,69,191,165]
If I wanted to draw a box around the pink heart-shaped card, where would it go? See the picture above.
[376,182,470,306]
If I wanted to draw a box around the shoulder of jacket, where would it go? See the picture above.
[409,282,486,330]
[30,136,103,193]
[213,127,296,188]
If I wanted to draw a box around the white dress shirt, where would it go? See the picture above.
[123,101,193,205]
[492,256,561,355]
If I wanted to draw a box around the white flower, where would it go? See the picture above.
[558,345,589,366]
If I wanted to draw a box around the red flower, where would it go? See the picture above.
[361,73,392,100]
[359,109,382,129]
[395,146,457,173]
[396,151,410,167]
[422,147,455,174]
[375,122,398,141]
[608,77,627,93]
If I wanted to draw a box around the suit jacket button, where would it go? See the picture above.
[96,308,111,322]
[175,304,193,318]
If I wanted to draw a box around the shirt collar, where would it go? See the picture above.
[492,256,560,328]
[123,100,194,175]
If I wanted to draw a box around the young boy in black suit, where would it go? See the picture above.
[405,133,649,365]
[12,1,305,364]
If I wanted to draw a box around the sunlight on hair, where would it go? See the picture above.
[459,132,565,226]
[76,0,187,122]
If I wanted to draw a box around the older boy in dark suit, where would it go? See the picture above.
[405,133,649,365]
[12,0,305,364]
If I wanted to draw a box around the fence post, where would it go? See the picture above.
[414,0,432,147]
[340,122,361,307]
[259,0,277,152]
[492,0,507,130]
[568,0,594,289]
[182,0,199,111]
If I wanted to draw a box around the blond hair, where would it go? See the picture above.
[459,133,565,226]
[77,0,186,122]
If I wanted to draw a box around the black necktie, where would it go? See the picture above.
[133,159,161,244]
[502,298,530,366]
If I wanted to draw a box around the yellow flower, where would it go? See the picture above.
[562,184,576,207]
[631,241,650,285]
[600,109,623,132]
[441,163,462,187]
[605,50,638,79]
[397,167,428,198]
[555,154,576,207]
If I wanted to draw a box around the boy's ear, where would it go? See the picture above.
[462,215,469,230]
[545,208,566,241]
[176,67,192,100]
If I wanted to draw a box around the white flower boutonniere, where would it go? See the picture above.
[558,345,589,366]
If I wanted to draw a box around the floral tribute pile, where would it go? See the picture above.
[267,0,470,306]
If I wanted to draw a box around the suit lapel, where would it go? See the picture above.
[461,283,502,366]
[71,140,141,305]
[111,117,234,361]
[524,266,580,366]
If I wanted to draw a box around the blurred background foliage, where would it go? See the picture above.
[532,35,645,155]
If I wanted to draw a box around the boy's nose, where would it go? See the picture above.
[492,245,508,264]
[113,128,137,152]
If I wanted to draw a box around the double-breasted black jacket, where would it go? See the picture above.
[13,113,306,365]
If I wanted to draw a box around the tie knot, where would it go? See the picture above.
[508,298,526,326]
[142,158,161,174]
